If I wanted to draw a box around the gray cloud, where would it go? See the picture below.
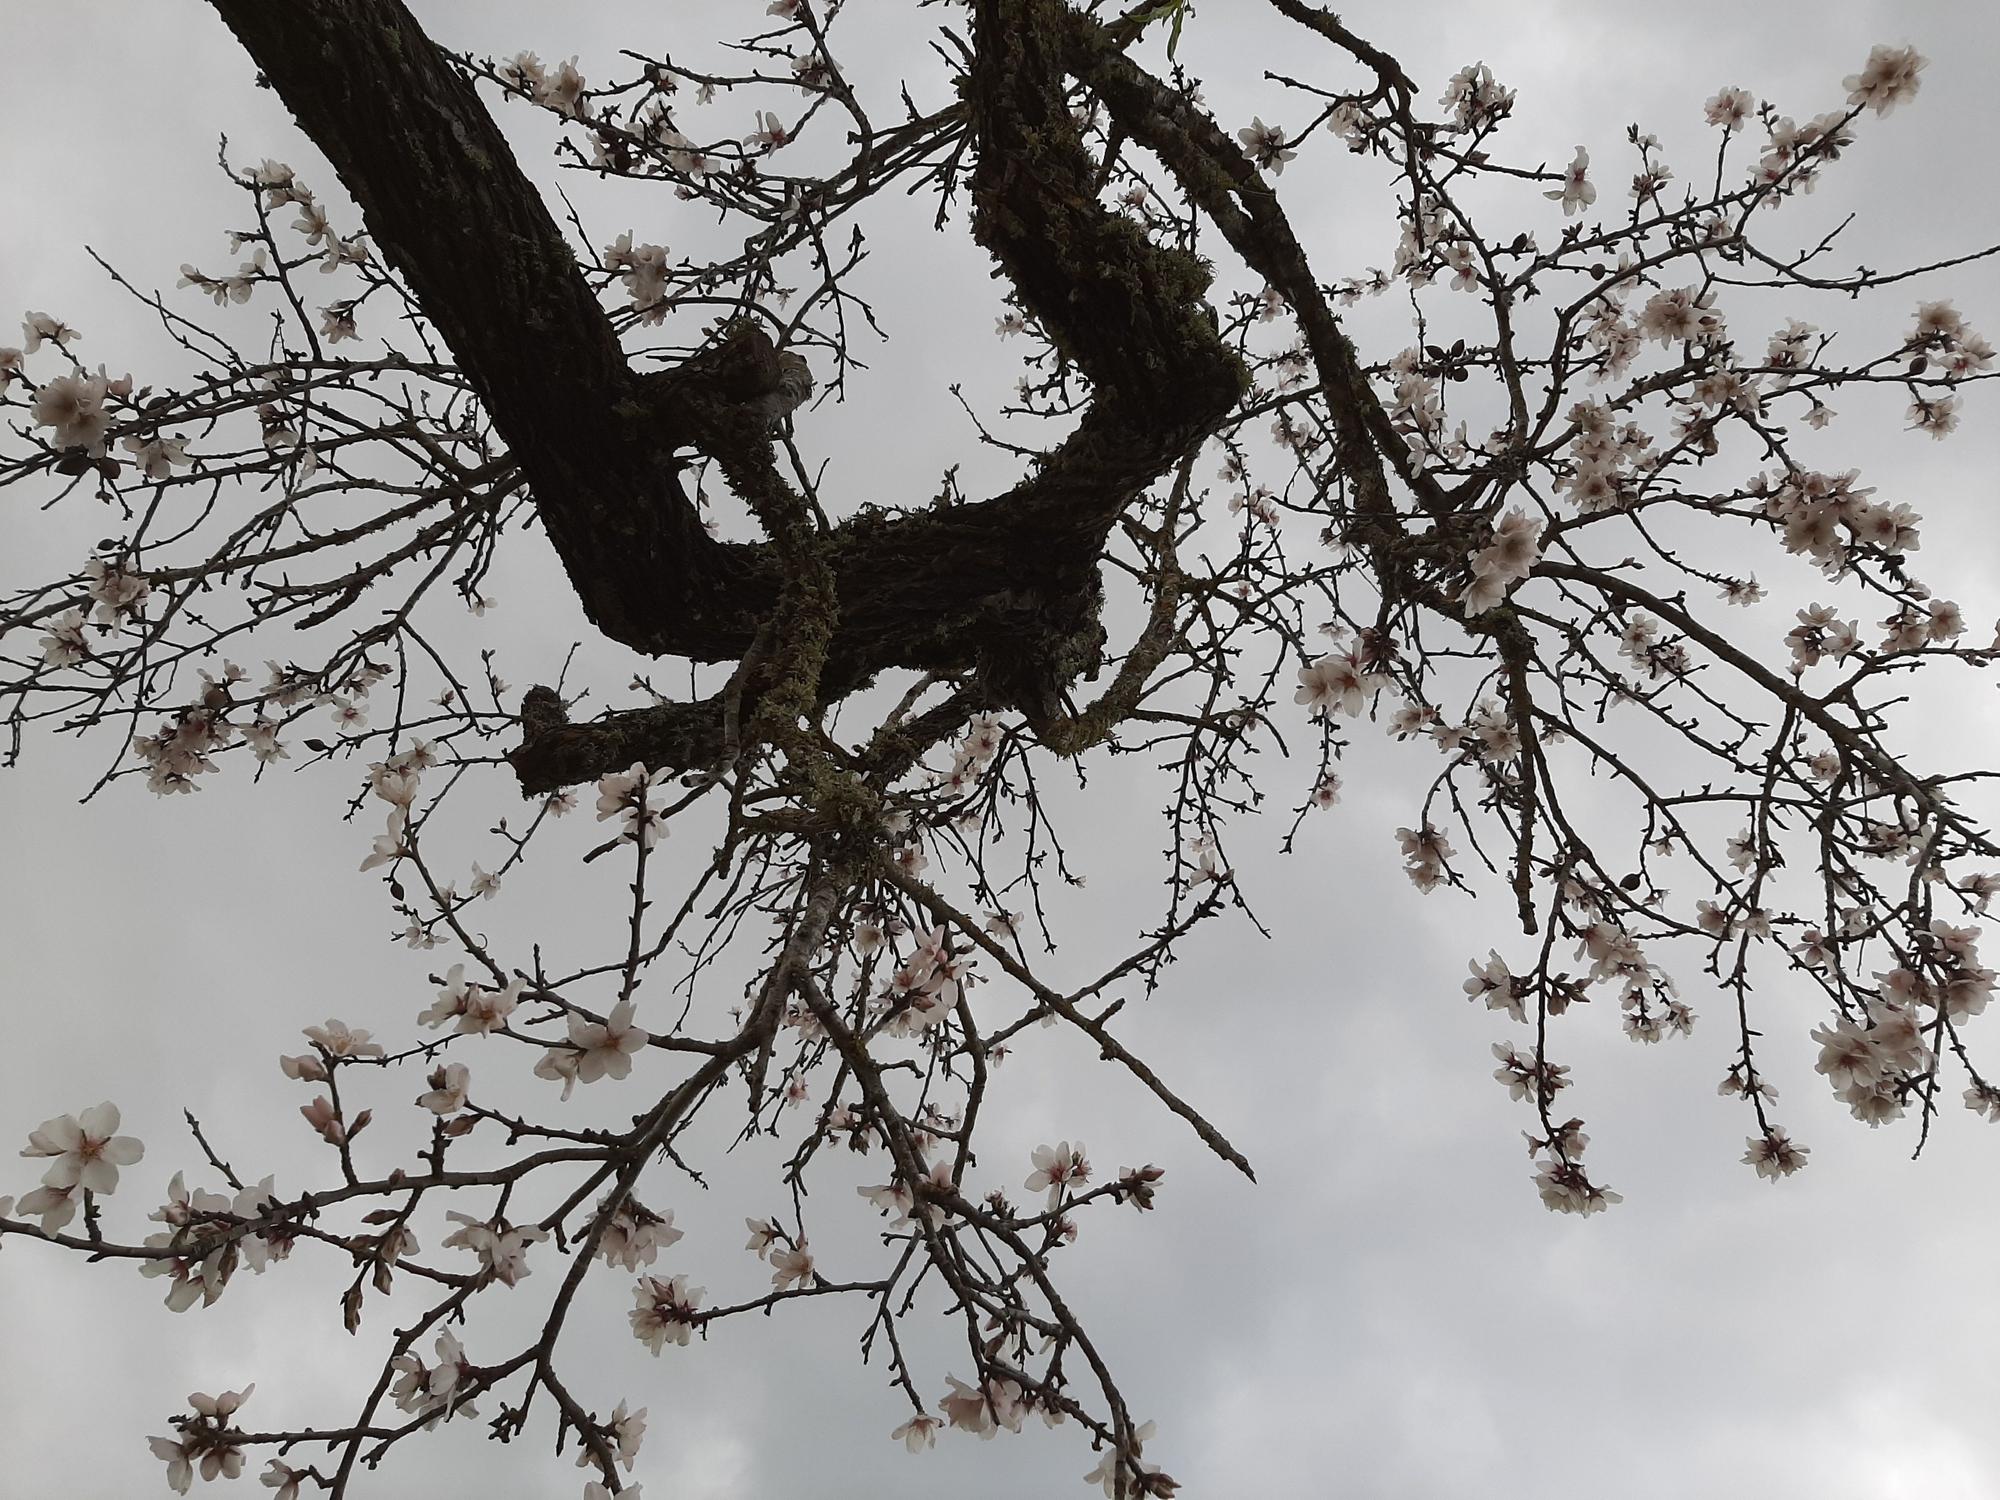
[3,4,1998,1498]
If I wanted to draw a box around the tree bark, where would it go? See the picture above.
[207,0,1247,791]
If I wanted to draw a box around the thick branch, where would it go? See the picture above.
[206,0,761,654]
[215,0,1245,793]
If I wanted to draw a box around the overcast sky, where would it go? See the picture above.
[5,3,2000,1498]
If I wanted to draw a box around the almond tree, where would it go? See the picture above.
[2,4,1996,1496]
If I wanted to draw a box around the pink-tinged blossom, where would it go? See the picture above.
[1743,1129,1810,1179]
[139,1228,232,1312]
[1493,1042,1569,1103]
[568,1000,649,1084]
[535,1045,583,1100]
[1844,1081,1906,1127]
[246,157,299,200]
[1533,1158,1622,1215]
[423,967,525,1036]
[542,56,588,117]
[1638,286,1722,345]
[1025,1140,1090,1203]
[858,1179,916,1228]
[1111,1163,1166,1212]
[1186,833,1228,888]
[1545,146,1595,216]
[302,1018,384,1060]
[585,1399,648,1473]
[22,1102,144,1195]
[630,1274,704,1351]
[442,1212,548,1286]
[1463,951,1524,1022]
[245,721,284,765]
[597,1199,682,1271]
[416,1063,471,1115]
[1295,652,1366,716]
[1907,394,1959,440]
[1810,1018,1880,1092]
[326,695,367,732]
[231,1178,286,1272]
[745,110,790,149]
[189,1392,256,1424]
[293,198,334,245]
[497,50,547,98]
[368,761,419,807]
[38,607,88,668]
[149,1433,199,1495]
[15,1182,79,1234]
[1865,1000,1931,1072]
[1397,823,1455,890]
[299,1096,346,1146]
[1461,508,1543,614]
[31,373,111,452]
[149,1170,231,1229]
[122,432,191,481]
[1440,64,1514,132]
[900,1158,950,1225]
[1084,1420,1170,1498]
[360,808,409,871]
[769,1239,816,1291]
[1443,242,1478,292]
[1705,86,1755,130]
[22,311,79,352]
[395,1329,478,1426]
[940,1375,1028,1439]
[1237,118,1297,174]
[891,1413,942,1452]
[1844,45,1925,115]
[163,1388,253,1490]
[596,762,669,847]
[419,965,474,1029]
[278,1052,327,1083]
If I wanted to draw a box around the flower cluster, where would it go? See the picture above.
[605,231,673,321]
[875,926,974,1037]
[389,1329,478,1427]
[597,1197,684,1271]
[442,1211,549,1286]
[1459,508,1544,615]
[498,52,590,117]
[139,1172,286,1313]
[148,1387,253,1494]
[1396,823,1456,891]
[629,1273,705,1351]
[938,712,1005,794]
[596,762,670,847]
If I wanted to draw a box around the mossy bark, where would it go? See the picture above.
[209,0,1247,791]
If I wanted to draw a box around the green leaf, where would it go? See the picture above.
[1132,0,1193,60]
